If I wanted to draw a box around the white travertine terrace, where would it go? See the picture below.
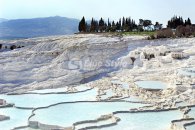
[0,34,195,130]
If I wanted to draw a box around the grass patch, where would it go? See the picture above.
[121,31,155,36]
[76,31,156,37]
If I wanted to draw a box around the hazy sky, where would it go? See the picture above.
[0,0,195,26]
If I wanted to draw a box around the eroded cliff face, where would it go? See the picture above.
[0,34,136,93]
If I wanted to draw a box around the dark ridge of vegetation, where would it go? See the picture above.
[167,16,192,29]
[78,16,194,40]
[10,45,17,50]
[78,16,162,33]
[0,44,25,50]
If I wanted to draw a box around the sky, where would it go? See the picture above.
[0,0,195,26]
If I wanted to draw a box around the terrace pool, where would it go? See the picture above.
[186,125,195,130]
[29,85,89,93]
[0,88,97,108]
[135,81,167,90]
[178,68,195,77]
[0,108,31,130]
[102,110,182,130]
[30,102,145,127]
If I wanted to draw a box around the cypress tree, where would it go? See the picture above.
[111,21,116,32]
[78,16,86,32]
[119,18,122,31]
[78,21,82,32]
[167,16,190,28]
[99,17,105,32]
[94,20,99,32]
[185,18,192,25]
[116,22,120,31]
[107,18,111,32]
[104,23,107,32]
[90,18,95,32]
[122,17,126,32]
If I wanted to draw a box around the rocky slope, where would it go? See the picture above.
[0,34,145,93]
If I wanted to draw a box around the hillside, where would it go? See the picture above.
[0,16,79,39]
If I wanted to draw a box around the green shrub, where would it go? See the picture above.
[147,34,156,40]
[193,33,195,37]
[150,34,155,40]
[10,45,17,50]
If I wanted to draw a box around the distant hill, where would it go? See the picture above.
[0,16,79,39]
[0,18,8,23]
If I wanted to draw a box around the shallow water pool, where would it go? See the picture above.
[30,102,145,127]
[135,81,167,89]
[101,110,182,130]
[178,68,195,77]
[29,85,89,93]
[0,108,31,130]
[186,124,195,130]
[0,89,97,108]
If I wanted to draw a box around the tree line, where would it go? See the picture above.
[78,16,162,33]
[79,16,139,33]
[78,16,193,33]
[167,16,192,29]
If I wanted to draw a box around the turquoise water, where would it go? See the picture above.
[20,128,40,130]
[75,118,114,130]
[176,102,190,107]
[135,81,167,89]
[186,125,195,130]
[31,102,145,127]
[101,89,114,100]
[183,107,195,130]
[111,80,129,89]
[188,107,195,118]
[0,108,31,130]
[0,89,97,108]
[123,96,144,102]
[178,68,195,77]
[102,111,182,130]
[29,87,67,93]
[30,85,89,93]
[0,83,185,130]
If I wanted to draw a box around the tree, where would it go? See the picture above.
[124,18,130,31]
[78,21,82,32]
[80,16,139,33]
[185,18,191,26]
[116,22,120,31]
[94,20,99,32]
[78,16,86,32]
[128,17,133,31]
[106,18,111,32]
[122,17,126,32]
[143,20,152,28]
[138,19,152,31]
[111,21,116,32]
[118,18,122,31]
[167,16,188,29]
[10,45,17,50]
[90,18,95,32]
[86,22,90,32]
[104,23,107,32]
[154,22,163,30]
[99,17,105,32]
[132,20,137,30]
